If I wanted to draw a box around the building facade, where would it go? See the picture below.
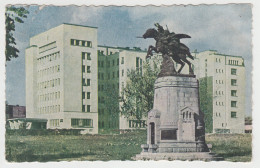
[25,23,98,134]
[191,50,245,133]
[97,46,147,131]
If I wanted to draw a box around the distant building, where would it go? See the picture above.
[97,46,147,131]
[190,50,246,133]
[25,23,98,134]
[6,104,26,120]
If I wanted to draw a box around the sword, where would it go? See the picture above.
[136,36,144,38]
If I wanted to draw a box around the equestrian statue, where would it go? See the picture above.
[140,23,194,75]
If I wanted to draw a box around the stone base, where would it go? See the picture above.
[134,152,222,161]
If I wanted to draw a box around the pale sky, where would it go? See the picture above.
[5,4,252,116]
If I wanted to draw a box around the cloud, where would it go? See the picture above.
[69,6,103,24]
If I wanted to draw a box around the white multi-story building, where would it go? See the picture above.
[97,46,147,131]
[25,23,98,134]
[190,50,245,133]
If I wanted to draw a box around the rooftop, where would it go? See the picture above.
[98,45,147,53]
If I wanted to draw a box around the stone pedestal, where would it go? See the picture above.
[135,76,221,161]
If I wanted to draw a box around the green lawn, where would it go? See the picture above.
[5,130,252,162]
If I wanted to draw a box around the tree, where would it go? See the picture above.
[5,6,29,61]
[120,58,160,121]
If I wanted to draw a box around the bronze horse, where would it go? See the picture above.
[142,28,194,75]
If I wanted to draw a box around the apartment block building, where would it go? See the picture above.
[97,46,147,131]
[191,50,245,133]
[25,23,98,134]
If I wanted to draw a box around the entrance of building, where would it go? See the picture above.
[150,122,155,144]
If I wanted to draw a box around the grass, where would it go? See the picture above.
[206,133,252,162]
[5,129,252,162]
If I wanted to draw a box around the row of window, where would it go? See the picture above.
[50,119,60,127]
[98,57,124,68]
[39,41,57,54]
[37,51,60,65]
[215,69,224,73]
[216,101,237,107]
[215,90,237,96]
[215,90,224,95]
[71,118,93,127]
[98,108,105,115]
[106,58,120,67]
[82,92,91,99]
[98,83,119,92]
[229,60,239,65]
[37,78,60,90]
[215,58,221,63]
[129,120,146,128]
[82,78,91,86]
[38,105,61,114]
[216,80,224,84]
[71,39,92,48]
[215,112,239,118]
[98,120,118,129]
[216,101,225,106]
[82,52,91,60]
[38,91,60,102]
[82,105,91,112]
[82,65,91,73]
[38,65,60,77]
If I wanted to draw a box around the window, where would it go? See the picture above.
[87,92,90,99]
[87,41,92,47]
[117,58,119,65]
[122,69,124,77]
[87,79,90,86]
[76,40,80,46]
[82,105,85,112]
[82,52,85,60]
[231,90,237,97]
[113,72,115,78]
[82,92,85,99]
[121,57,124,64]
[112,60,115,66]
[231,79,237,86]
[82,78,86,86]
[231,112,237,118]
[87,105,90,112]
[70,39,75,45]
[82,65,85,73]
[87,66,91,73]
[71,119,92,128]
[117,70,119,78]
[231,68,237,75]
[87,53,91,60]
[231,101,237,107]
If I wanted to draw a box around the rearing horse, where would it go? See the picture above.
[142,28,194,75]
